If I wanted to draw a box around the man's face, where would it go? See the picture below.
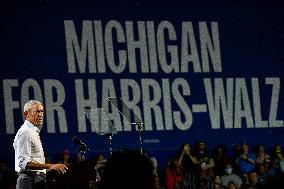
[198,142,205,150]
[242,144,249,153]
[249,172,258,183]
[25,103,44,127]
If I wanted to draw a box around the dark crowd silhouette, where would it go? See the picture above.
[1,141,284,189]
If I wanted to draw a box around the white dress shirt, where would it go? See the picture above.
[13,120,46,173]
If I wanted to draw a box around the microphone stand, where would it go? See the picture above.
[106,133,113,155]
[136,122,143,154]
[107,97,144,155]
[84,107,118,156]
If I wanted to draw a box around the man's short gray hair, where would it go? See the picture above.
[24,100,42,112]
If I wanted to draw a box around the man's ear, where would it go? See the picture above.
[24,111,29,118]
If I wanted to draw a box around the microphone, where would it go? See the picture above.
[72,136,90,151]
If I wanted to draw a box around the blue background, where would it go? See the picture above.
[0,0,284,170]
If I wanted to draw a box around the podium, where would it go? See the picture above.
[47,97,145,188]
[46,159,96,189]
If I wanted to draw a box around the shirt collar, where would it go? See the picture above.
[24,120,40,133]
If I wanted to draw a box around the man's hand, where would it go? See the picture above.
[240,154,248,160]
[49,164,68,174]
[277,153,284,160]
[95,159,106,170]
[182,145,190,155]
